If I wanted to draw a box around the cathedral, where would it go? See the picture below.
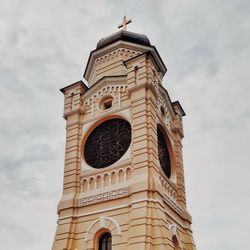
[52,17,196,250]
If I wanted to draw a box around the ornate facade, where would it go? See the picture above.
[52,26,195,250]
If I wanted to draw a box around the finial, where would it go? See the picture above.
[118,15,132,31]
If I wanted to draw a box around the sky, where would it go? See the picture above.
[0,0,249,249]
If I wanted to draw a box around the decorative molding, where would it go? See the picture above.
[127,81,158,98]
[159,175,177,199]
[82,82,128,118]
[171,114,184,139]
[63,108,85,119]
[157,95,172,129]
[84,216,122,250]
[158,86,175,117]
[83,84,128,107]
[163,194,183,216]
[85,216,121,242]
[159,174,183,216]
[81,104,131,127]
[57,197,191,230]
[96,48,140,65]
[78,187,129,207]
[80,165,132,192]
[169,224,184,250]
[88,47,140,84]
[169,224,177,236]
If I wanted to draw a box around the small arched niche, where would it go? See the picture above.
[99,96,114,111]
[160,105,166,118]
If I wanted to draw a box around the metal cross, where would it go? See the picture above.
[118,16,132,30]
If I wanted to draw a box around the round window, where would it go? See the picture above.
[157,128,171,178]
[84,119,131,169]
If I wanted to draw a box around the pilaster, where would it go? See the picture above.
[53,81,87,250]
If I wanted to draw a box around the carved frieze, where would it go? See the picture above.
[83,84,128,107]
[95,48,140,65]
[163,194,183,216]
[88,48,140,84]
[157,95,172,129]
[78,187,129,207]
[171,114,184,138]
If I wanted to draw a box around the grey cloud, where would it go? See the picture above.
[1,0,250,249]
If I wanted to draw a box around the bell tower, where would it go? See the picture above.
[52,19,196,250]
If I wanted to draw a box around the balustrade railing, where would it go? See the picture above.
[80,166,132,193]
[159,175,177,201]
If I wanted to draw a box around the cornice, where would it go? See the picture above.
[84,40,167,82]
[60,80,88,94]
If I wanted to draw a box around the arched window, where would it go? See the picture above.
[173,236,180,250]
[98,232,111,250]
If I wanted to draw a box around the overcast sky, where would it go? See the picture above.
[1,0,249,249]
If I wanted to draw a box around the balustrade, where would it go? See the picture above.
[80,167,132,193]
[159,175,177,201]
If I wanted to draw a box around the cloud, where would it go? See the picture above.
[0,0,249,249]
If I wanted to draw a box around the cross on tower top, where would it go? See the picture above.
[118,16,132,31]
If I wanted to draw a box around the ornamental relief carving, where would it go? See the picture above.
[83,84,128,108]
[84,216,122,250]
[88,48,140,83]
[81,84,129,118]
[80,166,132,192]
[159,175,183,216]
[171,115,182,133]
[171,107,184,138]
[163,195,183,216]
[95,48,140,65]
[159,175,177,200]
[78,187,129,207]
[157,95,172,129]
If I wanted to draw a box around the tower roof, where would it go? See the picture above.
[84,29,167,85]
[96,30,151,49]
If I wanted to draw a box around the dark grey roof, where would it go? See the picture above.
[96,30,151,49]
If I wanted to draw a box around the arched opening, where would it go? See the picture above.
[173,236,180,250]
[82,179,87,192]
[96,175,101,189]
[86,216,121,250]
[160,105,166,118]
[99,96,113,111]
[126,168,131,180]
[111,171,116,185]
[98,232,112,250]
[89,177,95,190]
[118,169,124,183]
[103,174,109,186]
